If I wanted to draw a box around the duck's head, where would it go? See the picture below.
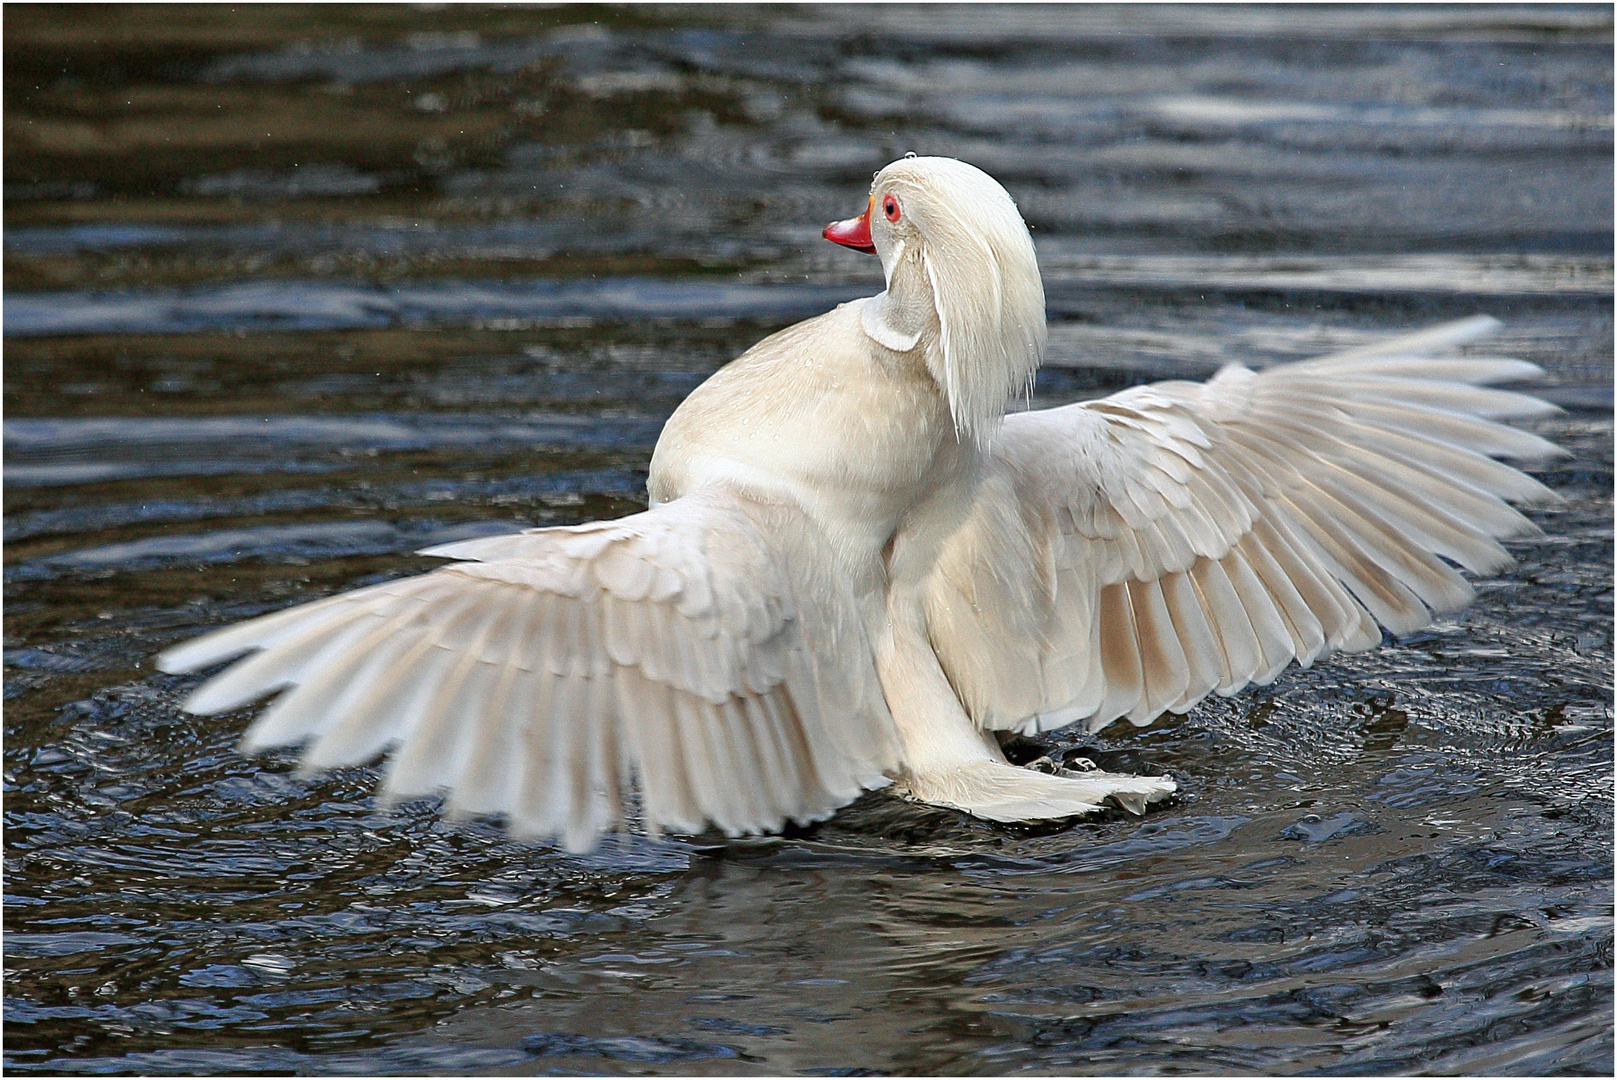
[825,156,1046,441]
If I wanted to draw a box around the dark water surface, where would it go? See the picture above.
[4,5,1613,1075]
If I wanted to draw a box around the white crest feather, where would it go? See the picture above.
[872,157,1047,442]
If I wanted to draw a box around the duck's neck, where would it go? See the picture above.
[861,240,935,354]
[863,237,1045,445]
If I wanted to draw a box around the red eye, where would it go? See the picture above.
[882,194,900,223]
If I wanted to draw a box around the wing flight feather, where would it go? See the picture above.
[159,488,899,850]
[927,317,1564,735]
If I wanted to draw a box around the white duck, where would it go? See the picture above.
[159,156,1563,852]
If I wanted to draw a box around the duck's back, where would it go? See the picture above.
[649,299,953,562]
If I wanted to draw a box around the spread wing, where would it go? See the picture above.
[925,316,1566,735]
[159,488,899,851]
